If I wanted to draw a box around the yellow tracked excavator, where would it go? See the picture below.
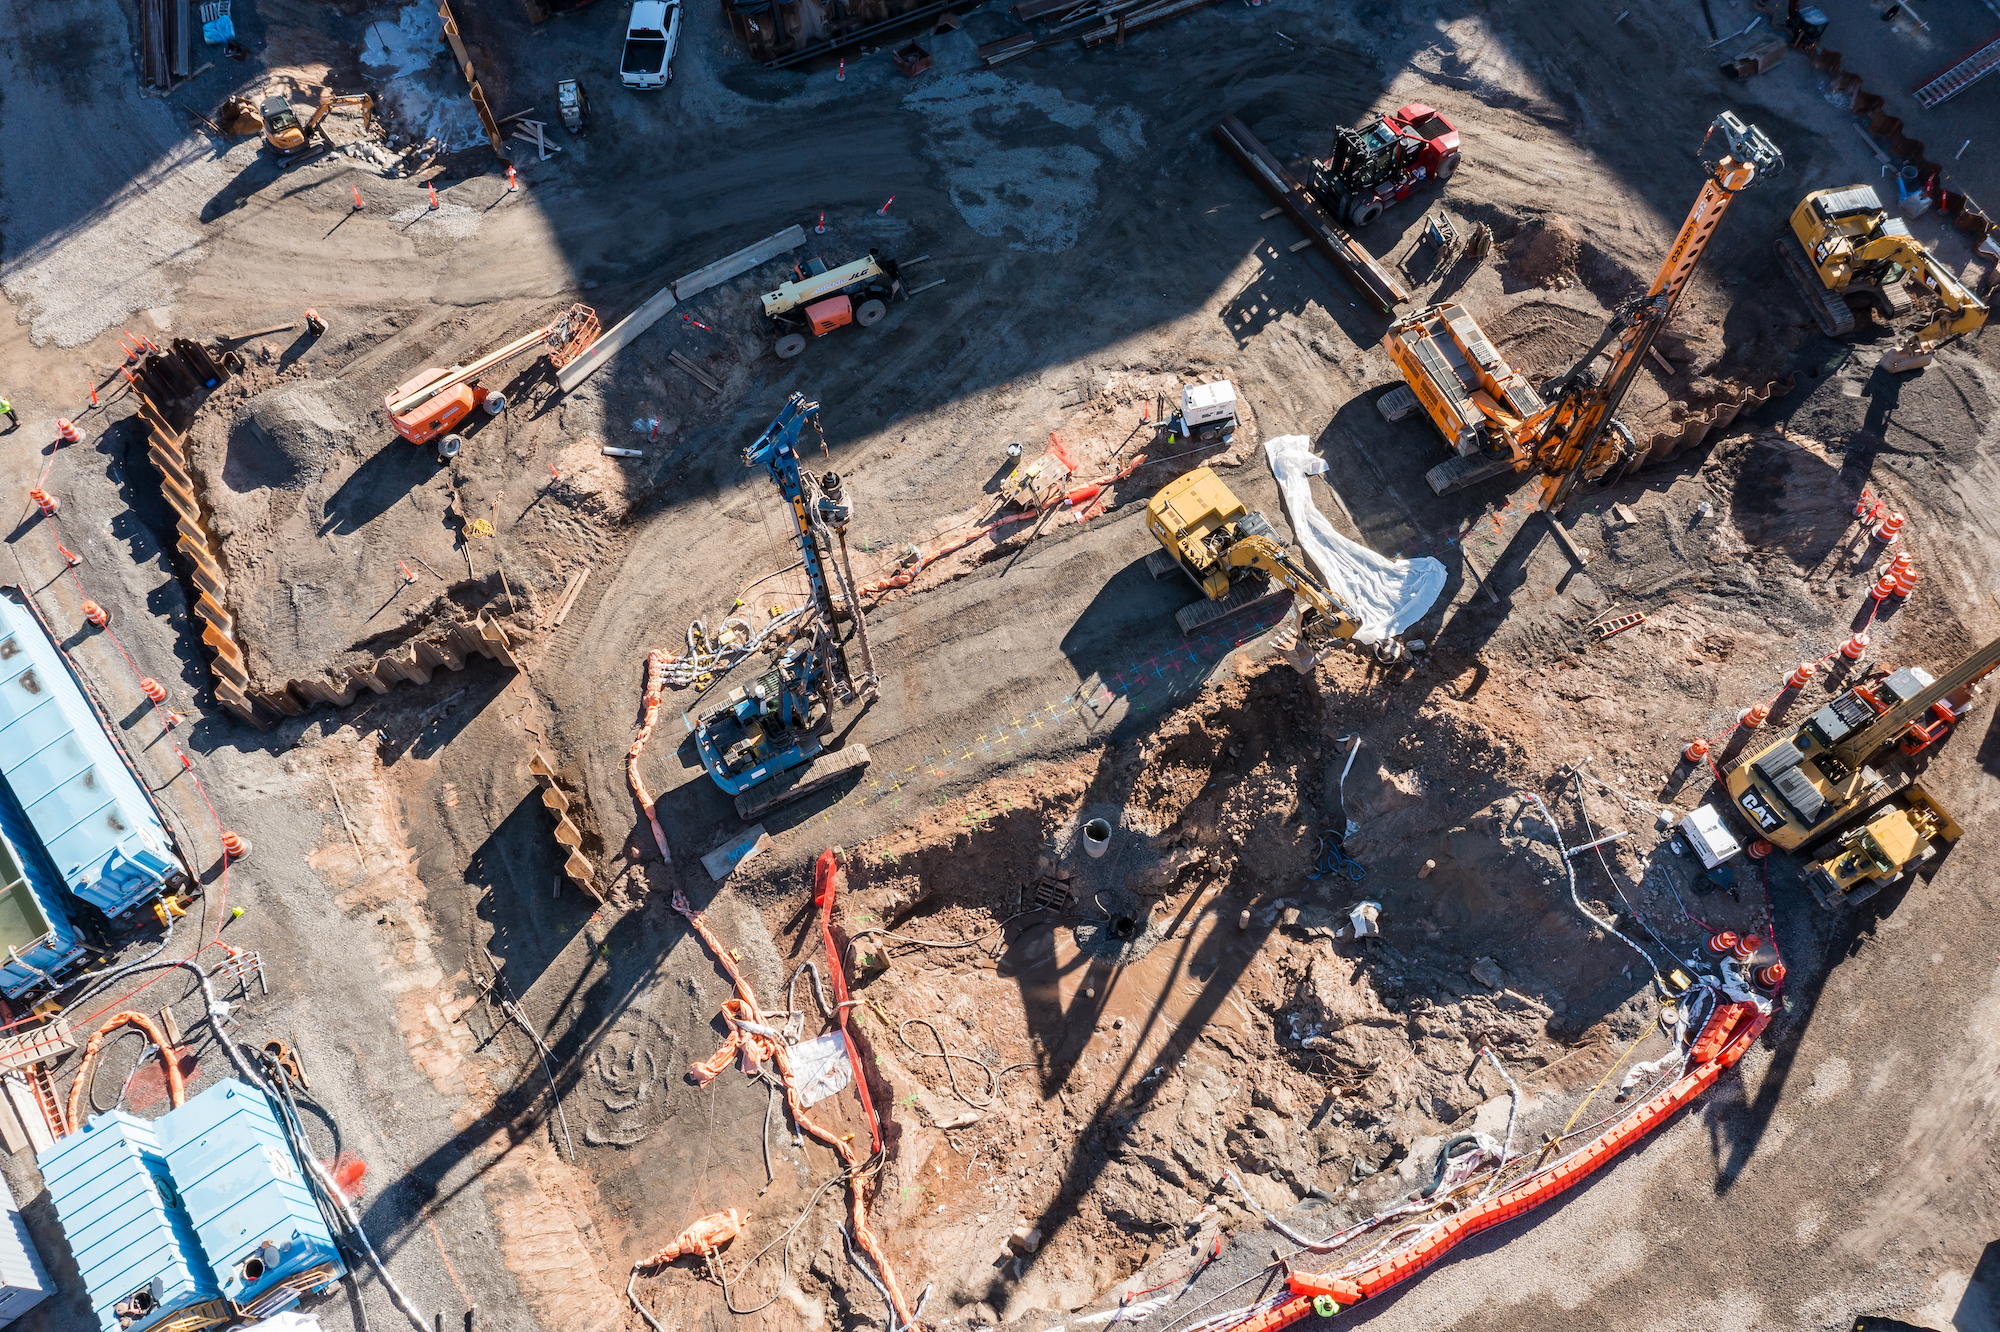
[1774,184,1989,372]
[1145,468,1363,669]
[1378,111,1782,508]
[1725,631,2000,854]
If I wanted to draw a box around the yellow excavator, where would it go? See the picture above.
[1726,631,2000,853]
[1775,184,1989,372]
[1378,111,1782,508]
[1144,468,1362,666]
[1803,784,1960,909]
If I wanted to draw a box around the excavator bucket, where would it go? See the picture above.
[1878,344,1935,374]
[1271,611,1327,676]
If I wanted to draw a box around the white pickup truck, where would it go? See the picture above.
[620,0,681,88]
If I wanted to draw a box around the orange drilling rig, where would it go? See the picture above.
[384,304,599,447]
[1378,111,1781,508]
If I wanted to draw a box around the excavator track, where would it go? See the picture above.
[1425,451,1517,495]
[1175,577,1286,636]
[735,744,871,820]
[1775,234,1857,337]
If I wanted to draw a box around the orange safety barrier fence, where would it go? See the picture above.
[626,649,675,863]
[1228,1000,1769,1331]
[814,850,884,1156]
[672,887,917,1328]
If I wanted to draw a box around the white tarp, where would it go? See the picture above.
[790,1031,854,1108]
[1263,435,1445,644]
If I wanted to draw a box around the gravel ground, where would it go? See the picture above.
[3,0,1999,1329]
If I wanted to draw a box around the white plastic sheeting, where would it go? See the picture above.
[1263,435,1445,644]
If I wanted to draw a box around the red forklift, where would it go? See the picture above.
[1309,103,1461,228]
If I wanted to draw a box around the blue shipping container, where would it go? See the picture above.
[155,1080,344,1318]
[0,592,186,919]
[0,778,86,997]
[38,1111,226,1332]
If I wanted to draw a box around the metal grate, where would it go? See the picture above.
[1411,334,1471,408]
[1914,34,2000,107]
[1503,380,1545,419]
[1812,185,1884,222]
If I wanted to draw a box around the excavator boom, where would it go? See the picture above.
[1881,252,1989,372]
[1221,535,1363,641]
[1779,183,1990,372]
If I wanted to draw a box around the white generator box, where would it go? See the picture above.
[0,1171,51,1326]
[1181,380,1238,428]
[1679,805,1743,870]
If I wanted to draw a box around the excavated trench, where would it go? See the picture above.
[729,649,1786,1322]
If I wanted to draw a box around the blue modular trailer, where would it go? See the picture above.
[38,1111,226,1332]
[0,779,86,997]
[0,1169,55,1327]
[0,592,186,920]
[155,1080,344,1318]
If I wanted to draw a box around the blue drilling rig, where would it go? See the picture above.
[688,394,877,819]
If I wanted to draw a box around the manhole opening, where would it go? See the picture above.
[1111,915,1137,939]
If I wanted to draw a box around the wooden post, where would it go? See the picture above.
[1117,10,1126,44]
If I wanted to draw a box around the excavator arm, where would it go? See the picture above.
[1881,251,1989,372]
[1221,536,1363,642]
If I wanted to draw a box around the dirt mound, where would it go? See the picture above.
[1510,217,1583,288]
[227,381,349,493]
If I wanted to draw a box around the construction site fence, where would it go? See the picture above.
[1223,999,1771,1332]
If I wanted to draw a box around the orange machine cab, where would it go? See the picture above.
[806,295,853,337]
[385,367,486,444]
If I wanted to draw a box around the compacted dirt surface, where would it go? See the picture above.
[2,0,1999,1329]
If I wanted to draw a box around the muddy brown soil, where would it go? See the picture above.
[707,645,1774,1321]
[9,0,2000,1328]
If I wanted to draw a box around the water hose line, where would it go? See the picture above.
[1518,790,1663,985]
